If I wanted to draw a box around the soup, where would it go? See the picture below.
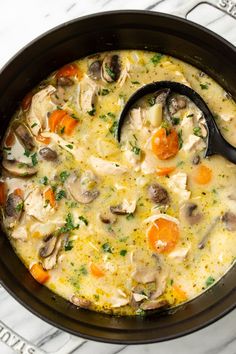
[1,50,236,316]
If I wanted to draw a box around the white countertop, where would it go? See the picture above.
[0,1,236,353]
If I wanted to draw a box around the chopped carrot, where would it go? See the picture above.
[90,263,105,277]
[172,285,187,301]
[44,188,56,208]
[156,166,176,176]
[58,114,78,135]
[49,109,67,132]
[148,218,179,254]
[36,134,51,145]
[21,92,33,111]
[152,128,179,160]
[56,63,81,79]
[5,131,15,147]
[30,263,50,284]
[14,188,23,198]
[194,164,212,185]
[0,182,6,206]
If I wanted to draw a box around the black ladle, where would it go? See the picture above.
[117,81,236,164]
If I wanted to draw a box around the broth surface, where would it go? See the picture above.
[1,50,236,315]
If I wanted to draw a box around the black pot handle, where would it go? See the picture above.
[173,0,236,20]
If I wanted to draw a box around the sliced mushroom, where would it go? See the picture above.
[155,89,170,105]
[39,234,57,258]
[102,54,121,83]
[51,86,69,106]
[42,236,63,270]
[65,172,99,204]
[110,200,136,215]
[5,193,23,222]
[140,299,168,311]
[148,183,170,205]
[15,124,35,151]
[222,212,236,231]
[2,159,38,177]
[167,94,187,116]
[70,295,91,309]
[192,155,200,165]
[181,202,202,225]
[88,60,102,80]
[198,217,220,249]
[57,77,74,86]
[39,147,58,161]
[99,210,117,224]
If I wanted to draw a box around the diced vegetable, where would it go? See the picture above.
[30,263,50,284]
[58,114,78,135]
[156,166,176,176]
[147,103,163,127]
[90,263,105,277]
[44,188,56,208]
[36,134,51,145]
[194,165,212,185]
[56,63,80,79]
[148,217,179,253]
[206,276,215,287]
[172,285,187,301]
[5,131,15,147]
[13,188,23,198]
[152,128,179,160]
[21,92,33,110]
[49,110,67,132]
[0,182,6,206]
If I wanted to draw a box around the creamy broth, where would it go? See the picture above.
[1,50,236,316]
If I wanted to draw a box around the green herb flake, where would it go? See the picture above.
[79,215,88,226]
[193,127,202,137]
[171,117,180,125]
[60,126,65,134]
[102,242,112,253]
[126,213,134,220]
[15,202,24,212]
[65,240,74,251]
[100,88,110,96]
[31,122,38,128]
[107,112,116,119]
[87,107,96,116]
[59,213,79,235]
[93,294,100,301]
[205,276,215,287]
[131,81,140,84]
[31,153,38,166]
[105,64,115,80]
[99,114,107,121]
[79,265,88,275]
[39,176,49,186]
[60,171,70,183]
[109,121,118,137]
[24,149,31,157]
[178,130,183,149]
[187,114,194,118]
[147,96,156,106]
[130,141,141,155]
[120,249,127,256]
[176,160,184,167]
[150,53,163,65]
[65,144,73,149]
[200,83,209,90]
[55,190,66,201]
[136,308,146,316]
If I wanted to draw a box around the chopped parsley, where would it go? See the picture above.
[130,141,141,155]
[200,83,209,90]
[102,242,112,253]
[187,113,194,118]
[31,153,38,166]
[87,107,96,116]
[55,190,66,201]
[107,112,116,119]
[39,176,49,186]
[58,213,79,235]
[79,215,88,226]
[60,126,65,134]
[65,144,73,149]
[150,53,163,65]
[178,130,183,149]
[120,249,127,256]
[147,96,156,106]
[131,81,140,84]
[65,240,73,251]
[105,64,115,80]
[193,126,202,137]
[171,117,180,125]
[24,149,31,157]
[126,213,134,220]
[100,88,110,96]
[60,171,70,183]
[15,202,24,212]
[31,123,38,128]
[109,121,118,137]
[99,114,108,121]
[79,265,88,275]
[205,276,215,287]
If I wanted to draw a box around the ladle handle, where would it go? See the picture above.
[206,130,236,164]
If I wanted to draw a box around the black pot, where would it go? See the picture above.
[0,11,235,344]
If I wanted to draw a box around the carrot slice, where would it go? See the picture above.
[0,182,6,206]
[14,188,23,198]
[194,164,212,185]
[21,92,33,111]
[152,128,179,160]
[58,115,78,135]
[44,188,56,208]
[172,285,187,301]
[156,166,176,176]
[49,110,67,132]
[30,263,50,284]
[5,131,15,147]
[56,63,79,78]
[90,263,105,277]
[148,218,179,254]
[36,134,51,145]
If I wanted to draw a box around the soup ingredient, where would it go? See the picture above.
[39,147,58,161]
[194,164,212,184]
[5,193,23,223]
[148,183,170,205]
[222,212,236,231]
[71,295,92,308]
[148,218,179,253]
[181,202,202,225]
[0,182,6,206]
[152,128,179,160]
[65,172,99,204]
[56,63,79,79]
[15,124,35,151]
[90,263,105,277]
[110,200,136,215]
[88,60,102,80]
[30,263,50,284]
[102,54,121,83]
[156,166,175,176]
[2,159,38,177]
[44,188,56,208]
